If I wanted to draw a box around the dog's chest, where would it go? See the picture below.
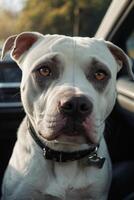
[45,161,104,200]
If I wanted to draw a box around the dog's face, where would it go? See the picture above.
[2,32,133,151]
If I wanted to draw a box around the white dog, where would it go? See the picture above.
[1,32,134,200]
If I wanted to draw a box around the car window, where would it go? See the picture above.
[0,66,21,83]
[126,31,134,59]
[0,1,111,41]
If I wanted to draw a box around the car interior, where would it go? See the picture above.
[102,4,134,200]
[0,1,134,199]
[104,0,134,164]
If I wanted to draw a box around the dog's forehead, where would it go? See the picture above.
[22,35,116,72]
[40,36,113,62]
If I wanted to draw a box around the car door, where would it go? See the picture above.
[96,0,134,163]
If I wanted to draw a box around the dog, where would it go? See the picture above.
[1,32,134,200]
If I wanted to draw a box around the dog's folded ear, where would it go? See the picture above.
[1,32,43,62]
[105,41,134,80]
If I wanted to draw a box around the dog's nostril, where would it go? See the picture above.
[61,102,74,113]
[80,103,90,113]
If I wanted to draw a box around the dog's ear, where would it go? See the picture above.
[105,41,134,80]
[1,35,17,60]
[1,32,42,62]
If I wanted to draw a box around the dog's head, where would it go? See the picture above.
[1,32,134,151]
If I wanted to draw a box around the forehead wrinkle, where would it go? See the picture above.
[51,37,77,87]
[72,37,77,88]
[50,37,74,57]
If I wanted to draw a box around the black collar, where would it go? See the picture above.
[27,119,105,168]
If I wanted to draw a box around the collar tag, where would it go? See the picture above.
[87,153,105,169]
[43,148,46,157]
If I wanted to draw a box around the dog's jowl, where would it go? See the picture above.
[1,32,134,200]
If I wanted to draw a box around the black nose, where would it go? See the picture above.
[59,96,93,118]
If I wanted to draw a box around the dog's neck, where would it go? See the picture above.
[27,118,105,168]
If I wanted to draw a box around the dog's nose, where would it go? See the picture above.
[59,96,93,117]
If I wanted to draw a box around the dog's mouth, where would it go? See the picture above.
[38,115,96,145]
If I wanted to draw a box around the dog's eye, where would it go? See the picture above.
[38,66,52,77]
[94,70,107,81]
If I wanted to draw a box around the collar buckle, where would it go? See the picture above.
[87,149,105,168]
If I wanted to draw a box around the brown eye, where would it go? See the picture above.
[94,70,107,81]
[38,66,52,77]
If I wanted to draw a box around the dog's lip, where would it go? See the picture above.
[39,132,93,147]
[39,130,82,141]
[53,134,90,145]
[39,131,61,141]
[39,130,95,147]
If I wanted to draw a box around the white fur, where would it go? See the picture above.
[2,33,131,200]
[2,118,111,200]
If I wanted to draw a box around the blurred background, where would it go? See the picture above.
[0,0,111,44]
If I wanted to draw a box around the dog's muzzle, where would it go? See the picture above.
[57,95,93,137]
[38,94,94,141]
